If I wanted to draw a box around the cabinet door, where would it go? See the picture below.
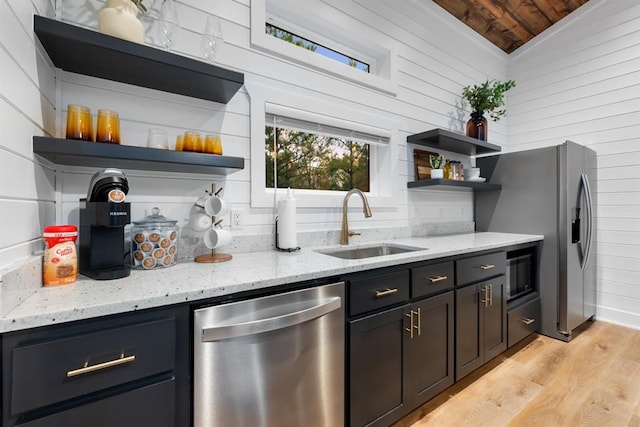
[349,305,409,427]
[455,284,483,381]
[483,276,507,361]
[406,291,454,407]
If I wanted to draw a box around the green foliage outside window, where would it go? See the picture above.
[265,126,370,192]
[266,23,370,72]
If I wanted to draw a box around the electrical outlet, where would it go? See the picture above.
[231,208,243,229]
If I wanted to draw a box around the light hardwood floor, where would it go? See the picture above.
[393,321,640,427]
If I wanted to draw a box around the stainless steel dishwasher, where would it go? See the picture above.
[193,282,345,427]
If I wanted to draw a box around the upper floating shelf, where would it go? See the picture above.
[33,137,244,175]
[33,15,244,104]
[407,128,501,156]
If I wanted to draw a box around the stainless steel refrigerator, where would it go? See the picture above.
[475,141,597,342]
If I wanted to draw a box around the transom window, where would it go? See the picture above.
[266,23,370,73]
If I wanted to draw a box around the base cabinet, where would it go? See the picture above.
[406,292,455,407]
[1,306,189,427]
[349,291,454,427]
[349,304,407,427]
[455,276,507,381]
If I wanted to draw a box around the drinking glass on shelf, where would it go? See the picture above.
[146,129,169,149]
[66,104,93,141]
[183,131,200,152]
[175,134,184,151]
[204,134,223,155]
[158,0,179,51]
[201,15,223,64]
[95,109,120,144]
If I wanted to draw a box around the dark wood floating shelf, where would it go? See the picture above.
[407,179,501,191]
[33,137,244,175]
[407,128,501,156]
[33,15,244,104]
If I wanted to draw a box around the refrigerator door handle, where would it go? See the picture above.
[580,173,594,270]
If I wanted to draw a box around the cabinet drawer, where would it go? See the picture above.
[349,270,409,316]
[508,297,540,347]
[11,317,175,415]
[456,252,506,285]
[16,378,175,427]
[411,261,454,298]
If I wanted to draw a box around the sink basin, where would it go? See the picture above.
[317,243,426,260]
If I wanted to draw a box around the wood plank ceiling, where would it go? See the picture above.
[432,0,590,53]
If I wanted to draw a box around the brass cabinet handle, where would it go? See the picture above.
[405,311,414,338]
[480,264,495,270]
[488,284,493,307]
[520,317,535,325]
[416,307,421,337]
[428,275,448,283]
[405,310,420,339]
[375,288,398,298]
[67,353,135,378]
[480,286,488,307]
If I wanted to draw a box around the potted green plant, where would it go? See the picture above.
[462,79,515,141]
[429,154,444,179]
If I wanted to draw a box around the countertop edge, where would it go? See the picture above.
[0,233,543,333]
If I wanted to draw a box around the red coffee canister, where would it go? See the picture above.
[43,225,78,286]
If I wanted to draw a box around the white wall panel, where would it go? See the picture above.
[508,0,640,328]
[0,1,56,269]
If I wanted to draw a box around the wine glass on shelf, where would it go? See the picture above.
[201,15,224,64]
[158,0,179,51]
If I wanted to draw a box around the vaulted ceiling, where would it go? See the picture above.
[432,0,590,54]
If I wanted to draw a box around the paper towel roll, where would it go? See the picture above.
[277,189,297,249]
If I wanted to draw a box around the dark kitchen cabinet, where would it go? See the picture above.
[349,304,408,427]
[1,306,189,427]
[455,276,507,381]
[406,291,455,408]
[348,264,454,427]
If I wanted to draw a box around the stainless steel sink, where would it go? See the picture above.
[317,243,426,260]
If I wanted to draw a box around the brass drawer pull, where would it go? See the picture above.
[520,317,535,325]
[67,353,136,378]
[428,275,448,283]
[375,288,398,298]
[480,264,495,270]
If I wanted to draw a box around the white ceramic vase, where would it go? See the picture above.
[98,0,145,44]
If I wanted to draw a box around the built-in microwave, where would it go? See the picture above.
[506,250,534,301]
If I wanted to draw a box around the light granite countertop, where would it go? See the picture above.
[0,232,542,333]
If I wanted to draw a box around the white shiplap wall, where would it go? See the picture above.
[0,0,56,266]
[0,0,508,269]
[507,0,640,329]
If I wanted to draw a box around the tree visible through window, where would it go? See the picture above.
[265,125,370,192]
[266,23,370,72]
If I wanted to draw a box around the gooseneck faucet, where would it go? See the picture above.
[340,188,372,245]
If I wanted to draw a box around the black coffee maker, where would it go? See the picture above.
[79,168,131,280]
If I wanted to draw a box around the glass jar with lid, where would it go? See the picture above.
[131,207,179,269]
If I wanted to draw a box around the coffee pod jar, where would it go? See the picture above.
[131,207,179,269]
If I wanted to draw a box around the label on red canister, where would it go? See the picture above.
[43,225,78,286]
